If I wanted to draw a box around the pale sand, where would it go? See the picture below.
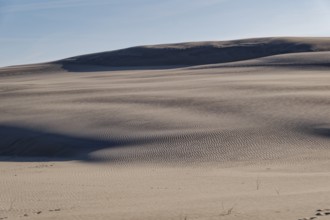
[1,51,330,220]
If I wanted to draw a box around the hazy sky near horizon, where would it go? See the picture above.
[0,0,330,67]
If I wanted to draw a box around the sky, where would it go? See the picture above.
[0,0,330,67]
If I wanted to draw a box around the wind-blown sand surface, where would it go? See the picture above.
[1,44,330,219]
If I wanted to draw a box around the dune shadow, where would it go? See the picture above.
[0,125,127,162]
[313,125,330,139]
[58,62,186,72]
[55,40,317,72]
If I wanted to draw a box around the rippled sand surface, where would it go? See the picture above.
[1,52,330,220]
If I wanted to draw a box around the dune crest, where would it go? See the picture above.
[58,37,330,67]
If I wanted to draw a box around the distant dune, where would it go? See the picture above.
[189,51,330,69]
[57,37,330,67]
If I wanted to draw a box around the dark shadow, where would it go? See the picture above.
[57,62,187,72]
[299,124,330,139]
[0,124,193,163]
[314,126,330,139]
[56,40,316,72]
[0,125,126,162]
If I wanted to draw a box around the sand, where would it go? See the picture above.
[59,37,330,67]
[1,48,330,219]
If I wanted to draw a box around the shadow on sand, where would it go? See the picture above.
[314,125,330,139]
[58,62,185,72]
[0,125,125,162]
[1,123,329,162]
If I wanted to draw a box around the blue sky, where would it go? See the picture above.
[0,0,330,67]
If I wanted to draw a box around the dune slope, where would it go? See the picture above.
[0,51,330,163]
[58,37,330,67]
[1,42,330,220]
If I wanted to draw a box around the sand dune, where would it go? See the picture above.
[1,57,330,164]
[58,37,330,67]
[1,41,330,219]
[190,51,330,69]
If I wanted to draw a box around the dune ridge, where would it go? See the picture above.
[58,37,330,67]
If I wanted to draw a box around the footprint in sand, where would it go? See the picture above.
[49,208,61,212]
[316,209,330,216]
[298,217,316,220]
[298,209,330,220]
